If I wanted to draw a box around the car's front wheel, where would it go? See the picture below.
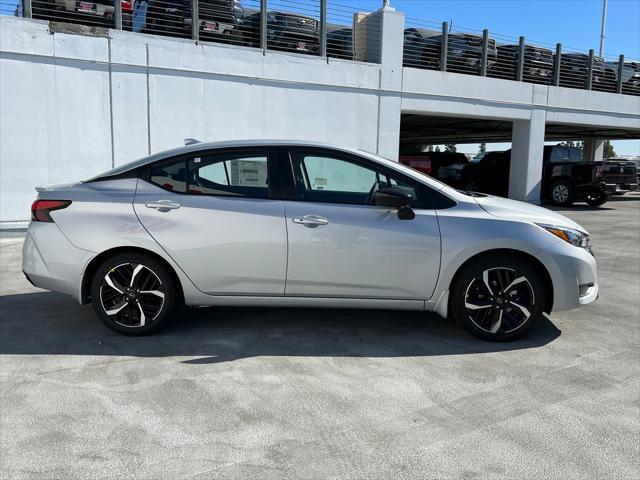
[90,253,177,335]
[450,255,546,341]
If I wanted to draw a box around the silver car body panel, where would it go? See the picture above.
[283,201,441,299]
[134,180,288,296]
[24,141,599,318]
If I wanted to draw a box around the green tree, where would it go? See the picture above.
[444,144,457,153]
[479,142,487,155]
[603,140,616,158]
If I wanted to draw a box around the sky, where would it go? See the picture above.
[2,0,639,155]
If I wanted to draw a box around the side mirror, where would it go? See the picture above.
[374,187,416,220]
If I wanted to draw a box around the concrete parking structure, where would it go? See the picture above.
[1,193,638,478]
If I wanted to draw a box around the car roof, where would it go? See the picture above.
[91,140,387,178]
[87,139,464,199]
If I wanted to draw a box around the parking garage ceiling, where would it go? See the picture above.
[400,114,640,146]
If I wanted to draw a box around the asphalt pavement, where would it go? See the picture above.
[1,193,638,479]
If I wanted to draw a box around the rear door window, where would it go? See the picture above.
[188,153,269,198]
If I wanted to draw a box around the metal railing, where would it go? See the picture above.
[12,0,381,63]
[403,17,639,97]
[7,0,638,95]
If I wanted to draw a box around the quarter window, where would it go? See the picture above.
[188,153,269,198]
[150,161,187,193]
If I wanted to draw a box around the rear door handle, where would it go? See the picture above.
[292,215,329,228]
[145,200,180,211]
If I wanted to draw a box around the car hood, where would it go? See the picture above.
[472,194,585,233]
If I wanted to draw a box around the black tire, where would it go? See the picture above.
[549,179,575,206]
[585,190,608,206]
[450,254,546,341]
[90,253,177,335]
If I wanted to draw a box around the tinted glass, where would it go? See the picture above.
[549,147,570,162]
[150,161,187,193]
[292,152,417,205]
[188,153,269,198]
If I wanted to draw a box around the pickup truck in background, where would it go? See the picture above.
[458,145,610,207]
[600,158,639,195]
[403,28,497,74]
[244,10,320,54]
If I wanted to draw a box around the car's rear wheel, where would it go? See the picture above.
[450,255,546,341]
[549,180,575,206]
[90,253,177,335]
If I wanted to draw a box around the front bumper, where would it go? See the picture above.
[538,239,599,312]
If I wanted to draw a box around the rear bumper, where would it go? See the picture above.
[22,222,95,302]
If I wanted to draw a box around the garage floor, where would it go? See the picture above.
[1,194,639,479]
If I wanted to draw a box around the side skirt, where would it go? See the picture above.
[187,295,426,311]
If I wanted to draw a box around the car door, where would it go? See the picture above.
[283,148,441,300]
[134,148,288,296]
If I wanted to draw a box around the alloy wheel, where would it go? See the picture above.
[99,263,165,328]
[464,267,535,334]
[552,184,569,204]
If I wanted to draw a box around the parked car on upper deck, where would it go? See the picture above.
[146,0,188,37]
[326,27,353,60]
[601,61,640,95]
[183,0,244,44]
[23,140,599,342]
[556,53,606,89]
[403,28,497,74]
[491,43,553,84]
[458,145,609,207]
[244,10,320,54]
[34,0,132,27]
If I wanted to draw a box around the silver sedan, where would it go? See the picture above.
[22,140,598,341]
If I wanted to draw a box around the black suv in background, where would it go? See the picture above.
[326,27,353,60]
[403,28,497,73]
[183,0,244,44]
[459,145,609,207]
[556,53,606,89]
[492,44,553,84]
[244,10,320,54]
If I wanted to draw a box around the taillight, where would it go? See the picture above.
[31,200,72,222]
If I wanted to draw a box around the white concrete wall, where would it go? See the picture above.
[0,16,385,225]
[2,14,640,225]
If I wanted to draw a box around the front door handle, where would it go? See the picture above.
[145,200,181,211]
[292,215,329,228]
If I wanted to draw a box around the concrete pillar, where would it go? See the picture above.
[509,89,547,203]
[583,138,604,162]
[373,6,404,161]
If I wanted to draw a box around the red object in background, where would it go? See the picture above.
[121,0,133,14]
[399,156,432,176]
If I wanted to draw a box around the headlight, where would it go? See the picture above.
[537,224,592,251]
